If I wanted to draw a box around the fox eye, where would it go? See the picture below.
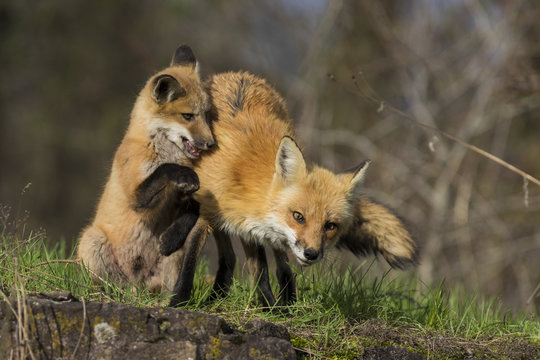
[182,113,194,121]
[292,211,305,224]
[325,222,338,231]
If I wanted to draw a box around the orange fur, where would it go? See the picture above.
[77,46,213,292]
[194,72,368,265]
[168,71,417,307]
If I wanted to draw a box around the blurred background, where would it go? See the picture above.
[1,0,539,313]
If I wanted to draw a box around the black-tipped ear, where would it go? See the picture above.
[171,45,197,68]
[152,74,186,105]
[345,160,371,177]
[347,160,370,199]
[274,136,306,183]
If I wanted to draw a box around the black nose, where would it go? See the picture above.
[206,139,215,149]
[304,248,319,261]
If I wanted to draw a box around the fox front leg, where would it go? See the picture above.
[134,163,199,209]
[160,199,200,256]
[273,248,296,306]
[241,239,276,309]
[208,230,236,300]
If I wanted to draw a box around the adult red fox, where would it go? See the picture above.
[77,45,214,292]
[163,72,418,307]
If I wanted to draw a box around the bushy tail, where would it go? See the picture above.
[337,196,419,269]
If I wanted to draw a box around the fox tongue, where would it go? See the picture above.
[184,139,200,157]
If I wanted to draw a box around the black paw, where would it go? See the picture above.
[170,167,199,194]
[160,210,199,256]
[160,227,184,256]
[169,293,190,307]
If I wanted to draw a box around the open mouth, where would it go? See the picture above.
[296,257,312,267]
[182,137,201,159]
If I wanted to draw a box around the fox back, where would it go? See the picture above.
[168,71,417,307]
[194,72,369,265]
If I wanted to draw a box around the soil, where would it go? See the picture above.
[341,318,540,360]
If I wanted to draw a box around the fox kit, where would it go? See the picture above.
[77,45,214,292]
[164,72,418,307]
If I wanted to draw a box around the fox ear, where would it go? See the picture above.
[346,160,370,198]
[171,44,199,74]
[152,74,186,105]
[274,136,306,183]
[336,196,419,269]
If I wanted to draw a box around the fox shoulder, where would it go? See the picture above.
[337,196,419,269]
[206,72,289,121]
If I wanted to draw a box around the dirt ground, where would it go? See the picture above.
[345,318,540,360]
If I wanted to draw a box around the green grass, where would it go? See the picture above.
[1,227,539,359]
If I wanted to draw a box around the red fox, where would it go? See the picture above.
[164,72,418,307]
[77,45,214,292]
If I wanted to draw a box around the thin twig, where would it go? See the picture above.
[11,266,37,360]
[0,265,65,292]
[34,259,126,295]
[522,178,529,207]
[332,73,540,188]
[526,281,540,305]
[357,75,540,187]
[0,288,36,360]
[35,259,80,267]
[3,262,71,284]
[19,279,37,360]
[293,346,318,357]
[4,260,122,303]
[70,296,86,360]
[0,260,120,303]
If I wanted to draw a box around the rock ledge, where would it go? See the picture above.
[0,293,296,360]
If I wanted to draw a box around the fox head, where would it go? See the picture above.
[267,136,370,266]
[134,45,214,160]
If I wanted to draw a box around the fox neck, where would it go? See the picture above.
[206,148,294,247]
[220,214,294,250]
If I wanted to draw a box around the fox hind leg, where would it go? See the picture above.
[209,230,236,300]
[77,226,126,282]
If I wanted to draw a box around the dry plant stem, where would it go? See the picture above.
[1,260,120,301]
[34,259,126,295]
[3,262,72,284]
[0,233,42,262]
[0,289,22,349]
[350,74,540,188]
[15,257,24,359]
[11,259,37,360]
[34,259,80,267]
[70,296,86,360]
[21,284,36,360]
[293,346,318,358]
[526,281,540,305]
[1,260,111,298]
[0,264,65,293]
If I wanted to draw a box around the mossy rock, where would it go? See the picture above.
[0,293,296,359]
